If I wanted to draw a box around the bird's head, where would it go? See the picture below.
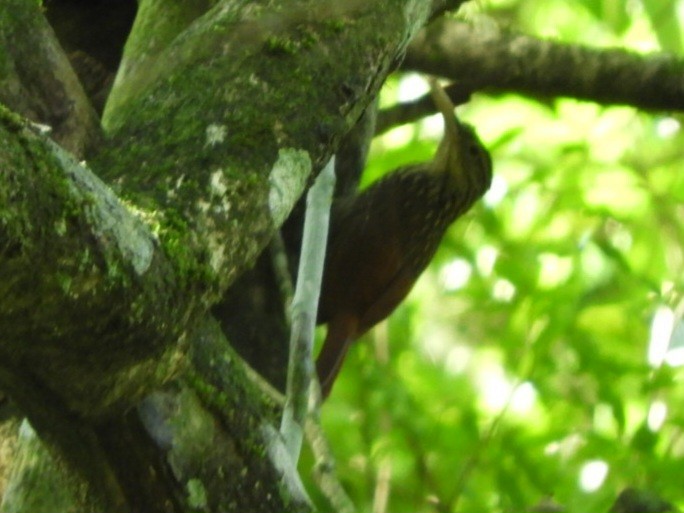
[428,79,492,199]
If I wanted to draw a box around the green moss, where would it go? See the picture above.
[187,478,208,508]
[0,104,26,131]
[298,26,319,49]
[185,370,226,410]
[155,208,215,286]
[0,109,79,257]
[324,17,351,32]
[264,24,320,55]
[265,35,299,55]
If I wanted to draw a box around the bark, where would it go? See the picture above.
[0,0,461,511]
[0,0,102,158]
[404,18,684,112]
[218,97,379,392]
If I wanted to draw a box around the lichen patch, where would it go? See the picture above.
[205,124,228,147]
[268,148,311,227]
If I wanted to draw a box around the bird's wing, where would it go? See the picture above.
[356,262,419,335]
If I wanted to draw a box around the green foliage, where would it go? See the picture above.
[641,0,683,52]
[304,2,684,512]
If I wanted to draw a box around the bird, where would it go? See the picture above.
[315,79,493,399]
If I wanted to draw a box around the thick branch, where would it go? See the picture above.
[185,317,311,512]
[0,0,102,158]
[0,112,192,418]
[404,18,684,112]
[0,0,459,419]
[93,0,466,295]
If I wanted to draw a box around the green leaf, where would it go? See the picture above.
[642,0,683,52]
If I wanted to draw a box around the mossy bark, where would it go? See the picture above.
[0,0,101,157]
[0,0,463,511]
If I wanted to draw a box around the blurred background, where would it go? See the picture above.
[304,1,684,512]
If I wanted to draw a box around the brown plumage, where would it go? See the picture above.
[315,80,493,398]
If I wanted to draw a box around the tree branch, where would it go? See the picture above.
[1,0,458,418]
[404,18,684,112]
[0,113,190,418]
[306,412,356,513]
[376,81,474,135]
[0,0,102,158]
[281,157,335,463]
